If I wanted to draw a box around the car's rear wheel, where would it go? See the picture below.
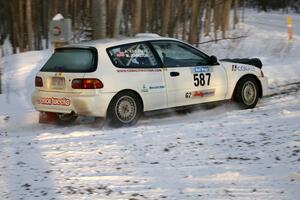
[235,77,259,109]
[107,91,142,127]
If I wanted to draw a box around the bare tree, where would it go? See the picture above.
[182,0,189,41]
[18,0,25,52]
[233,0,239,29]
[26,0,33,50]
[197,2,206,45]
[133,0,142,35]
[205,0,212,36]
[92,0,106,39]
[113,0,124,37]
[42,0,49,48]
[172,0,183,38]
[214,0,222,41]
[222,0,232,38]
[161,0,172,36]
[189,0,201,44]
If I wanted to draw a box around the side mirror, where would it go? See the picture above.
[209,55,219,65]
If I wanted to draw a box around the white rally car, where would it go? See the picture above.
[32,34,268,127]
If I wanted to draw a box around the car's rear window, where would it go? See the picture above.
[41,48,98,73]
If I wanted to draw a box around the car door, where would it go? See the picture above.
[150,40,228,108]
[107,42,168,111]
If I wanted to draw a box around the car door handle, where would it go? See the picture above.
[170,71,180,77]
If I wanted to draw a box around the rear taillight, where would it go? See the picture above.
[35,76,43,87]
[72,79,104,89]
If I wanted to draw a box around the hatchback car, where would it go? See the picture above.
[32,34,268,127]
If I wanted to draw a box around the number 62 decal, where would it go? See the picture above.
[194,73,211,87]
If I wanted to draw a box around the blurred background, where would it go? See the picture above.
[0,0,299,55]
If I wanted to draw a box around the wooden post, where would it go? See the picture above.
[287,16,293,41]
[0,67,2,94]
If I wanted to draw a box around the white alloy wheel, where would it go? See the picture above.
[242,81,257,106]
[115,95,137,123]
[235,77,259,109]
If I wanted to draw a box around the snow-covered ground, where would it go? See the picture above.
[1,11,300,200]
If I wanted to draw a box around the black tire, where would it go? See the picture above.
[56,113,78,125]
[107,91,142,127]
[234,77,259,109]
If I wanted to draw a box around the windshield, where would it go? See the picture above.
[41,48,98,73]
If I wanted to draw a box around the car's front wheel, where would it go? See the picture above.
[107,91,142,127]
[235,77,259,109]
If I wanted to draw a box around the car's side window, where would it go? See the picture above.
[150,41,210,67]
[107,43,159,68]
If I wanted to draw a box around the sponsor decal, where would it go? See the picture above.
[117,68,162,72]
[194,66,209,73]
[149,85,165,90]
[116,49,149,58]
[141,84,149,92]
[38,97,71,106]
[232,64,255,72]
[193,90,215,97]
[185,89,215,98]
[141,83,165,93]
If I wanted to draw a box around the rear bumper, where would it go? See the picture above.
[31,90,114,117]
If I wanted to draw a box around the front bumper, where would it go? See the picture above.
[259,76,269,97]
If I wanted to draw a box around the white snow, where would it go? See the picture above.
[52,13,64,21]
[1,10,300,199]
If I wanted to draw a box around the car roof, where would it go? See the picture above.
[60,35,181,50]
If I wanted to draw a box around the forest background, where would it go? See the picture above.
[0,0,299,55]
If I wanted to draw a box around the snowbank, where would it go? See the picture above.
[0,50,51,128]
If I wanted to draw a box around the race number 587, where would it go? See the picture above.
[194,73,211,86]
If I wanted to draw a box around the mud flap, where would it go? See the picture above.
[39,112,58,124]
